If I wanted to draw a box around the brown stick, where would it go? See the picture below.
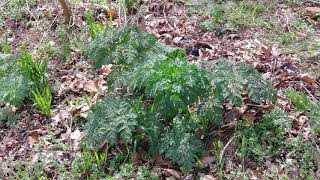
[58,0,72,24]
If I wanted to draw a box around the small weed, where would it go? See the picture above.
[286,135,319,178]
[18,51,52,115]
[0,107,17,128]
[0,0,34,21]
[0,33,11,54]
[13,161,48,180]
[213,140,224,179]
[188,0,272,31]
[86,11,104,38]
[285,88,310,112]
[71,146,109,179]
[31,87,52,116]
[239,108,290,163]
[18,51,48,90]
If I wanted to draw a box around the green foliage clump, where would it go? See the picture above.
[18,51,48,90]
[18,51,52,115]
[0,107,17,127]
[0,33,11,54]
[285,88,320,134]
[0,0,34,22]
[84,95,138,146]
[84,26,277,170]
[159,116,203,170]
[200,60,276,107]
[285,88,310,112]
[0,51,51,115]
[0,54,30,107]
[309,102,320,134]
[240,108,290,162]
[131,49,210,118]
[71,147,109,179]
[287,135,319,178]
[87,26,157,68]
[86,11,104,38]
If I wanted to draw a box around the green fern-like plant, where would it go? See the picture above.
[84,26,278,170]
[130,49,210,118]
[87,26,157,68]
[84,95,138,146]
[159,116,203,170]
[0,54,30,106]
[240,107,290,162]
[200,60,276,107]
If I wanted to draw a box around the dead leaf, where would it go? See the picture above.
[201,175,217,180]
[83,80,98,93]
[61,128,72,141]
[28,131,40,147]
[163,168,181,179]
[69,80,83,92]
[52,110,70,125]
[305,7,320,19]
[107,9,118,18]
[243,113,257,124]
[260,46,272,62]
[70,129,82,141]
[173,36,183,44]
[201,155,214,167]
[98,64,112,76]
[299,73,316,86]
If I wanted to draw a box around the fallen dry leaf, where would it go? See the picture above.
[163,168,181,179]
[70,129,83,141]
[83,80,98,93]
[98,64,112,76]
[28,131,40,147]
[201,175,217,180]
[305,7,320,19]
[69,80,83,92]
[299,73,316,86]
[52,110,70,125]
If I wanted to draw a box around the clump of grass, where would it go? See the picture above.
[285,88,310,112]
[0,0,35,22]
[188,0,272,31]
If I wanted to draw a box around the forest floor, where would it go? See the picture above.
[0,0,320,179]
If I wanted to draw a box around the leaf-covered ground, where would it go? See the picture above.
[0,0,319,179]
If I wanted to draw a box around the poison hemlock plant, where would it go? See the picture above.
[0,107,17,128]
[87,26,157,68]
[159,116,203,170]
[84,26,277,170]
[240,107,290,162]
[0,54,30,107]
[84,95,138,146]
[130,49,210,118]
[200,60,276,107]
